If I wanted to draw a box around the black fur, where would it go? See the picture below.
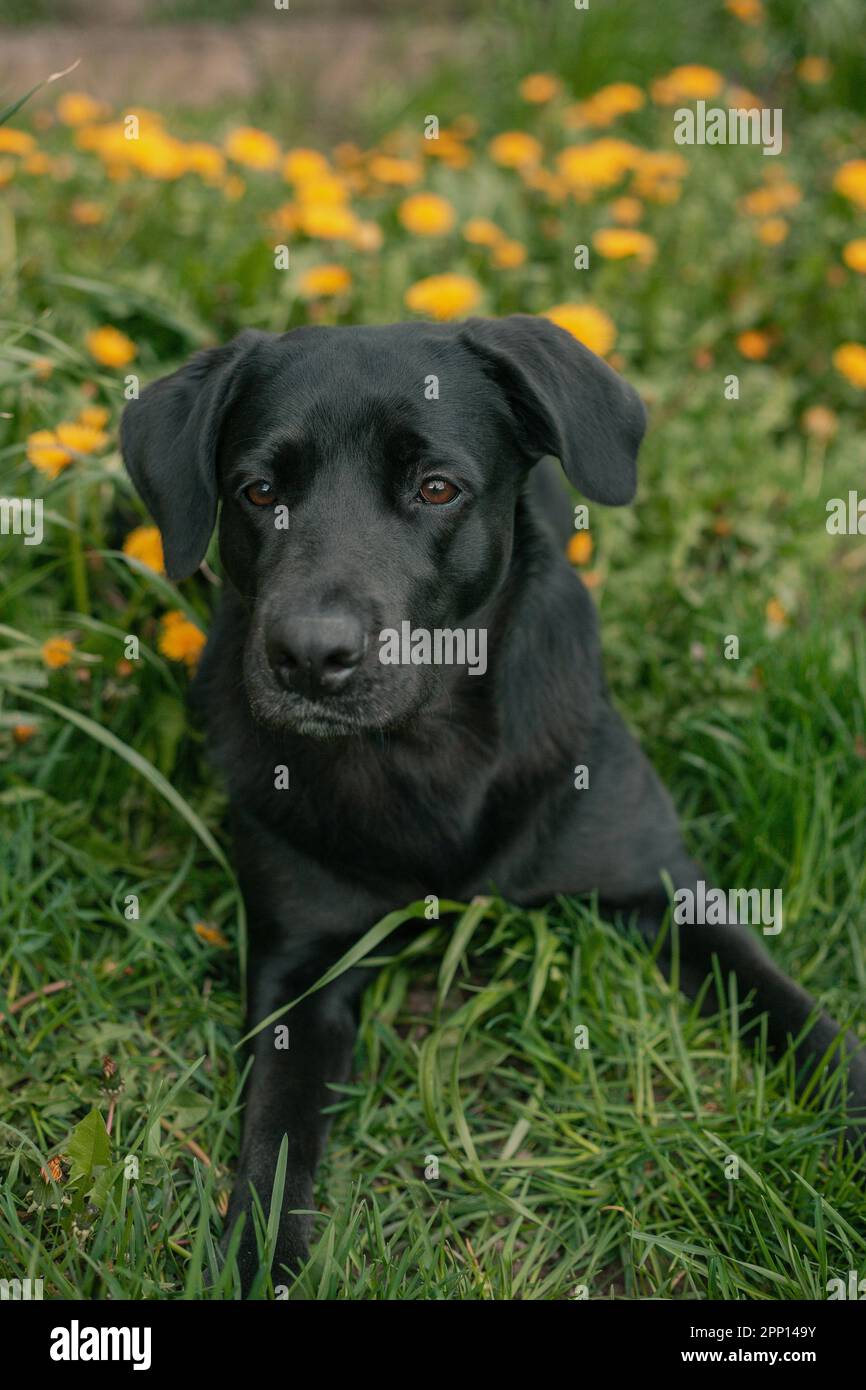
[121,316,866,1294]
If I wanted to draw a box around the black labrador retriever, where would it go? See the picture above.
[121,315,866,1291]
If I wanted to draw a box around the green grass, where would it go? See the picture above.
[2,0,866,1298]
[2,619,866,1298]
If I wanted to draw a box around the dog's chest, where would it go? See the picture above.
[262,729,537,898]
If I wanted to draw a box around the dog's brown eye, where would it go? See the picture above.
[245,480,276,507]
[418,477,460,505]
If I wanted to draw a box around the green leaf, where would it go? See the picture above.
[239,897,466,1046]
[437,896,492,1006]
[67,1109,111,1185]
[0,60,81,126]
[153,694,187,778]
[88,1161,124,1213]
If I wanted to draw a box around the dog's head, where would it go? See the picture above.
[121,316,645,737]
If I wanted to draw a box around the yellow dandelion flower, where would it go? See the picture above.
[567,531,594,565]
[0,128,36,156]
[55,421,108,455]
[86,326,137,368]
[727,87,763,112]
[798,56,832,84]
[725,0,764,25]
[593,227,656,263]
[282,148,331,184]
[631,149,689,202]
[463,218,504,246]
[42,637,75,670]
[268,202,299,235]
[57,92,110,126]
[397,192,456,236]
[185,142,226,182]
[518,73,562,104]
[297,203,359,240]
[26,420,106,478]
[564,83,646,130]
[488,131,543,169]
[298,264,352,298]
[541,304,617,357]
[632,181,681,206]
[404,273,482,321]
[842,239,866,273]
[194,921,230,949]
[651,65,724,105]
[423,134,473,170]
[451,115,478,139]
[736,329,772,360]
[225,126,280,171]
[610,196,643,225]
[368,155,423,186]
[738,181,801,216]
[833,160,866,210]
[557,138,640,191]
[27,430,71,479]
[24,152,52,176]
[801,406,837,440]
[593,81,646,116]
[520,166,568,202]
[76,120,130,161]
[350,220,384,253]
[123,525,165,574]
[765,598,788,626]
[129,130,189,181]
[757,217,788,245]
[833,343,866,390]
[333,143,364,170]
[70,200,105,226]
[491,239,527,269]
[78,404,110,430]
[296,175,349,206]
[158,611,207,667]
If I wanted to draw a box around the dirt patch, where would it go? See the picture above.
[0,16,473,115]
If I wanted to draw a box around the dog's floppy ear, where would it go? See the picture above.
[120,330,264,580]
[458,314,646,505]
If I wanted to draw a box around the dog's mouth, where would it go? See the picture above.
[258,694,383,739]
[245,684,433,740]
[242,644,428,740]
[242,610,482,740]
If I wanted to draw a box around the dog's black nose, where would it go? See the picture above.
[266,613,365,696]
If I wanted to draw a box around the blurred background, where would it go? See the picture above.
[2,0,865,130]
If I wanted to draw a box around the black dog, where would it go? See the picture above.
[122,315,866,1291]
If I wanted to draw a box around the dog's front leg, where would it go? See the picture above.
[224,946,364,1295]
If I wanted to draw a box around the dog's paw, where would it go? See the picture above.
[220,1202,311,1297]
